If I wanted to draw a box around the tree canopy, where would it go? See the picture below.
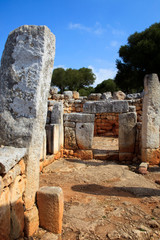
[51,67,96,93]
[94,79,117,93]
[115,22,160,92]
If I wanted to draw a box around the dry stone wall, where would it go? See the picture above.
[0,147,26,239]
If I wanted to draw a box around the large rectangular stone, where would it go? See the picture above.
[76,123,94,149]
[83,100,129,113]
[37,186,64,234]
[119,112,137,153]
[64,113,95,123]
[0,147,27,174]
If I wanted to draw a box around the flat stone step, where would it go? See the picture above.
[93,150,119,161]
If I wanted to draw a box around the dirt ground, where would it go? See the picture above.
[35,137,160,240]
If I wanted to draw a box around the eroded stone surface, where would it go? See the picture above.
[119,112,137,153]
[0,147,27,174]
[83,100,129,113]
[142,74,160,163]
[64,113,95,123]
[76,123,94,149]
[0,25,55,148]
[64,127,77,149]
[37,186,64,234]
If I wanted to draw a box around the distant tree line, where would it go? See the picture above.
[52,22,160,95]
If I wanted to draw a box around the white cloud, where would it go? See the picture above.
[68,23,91,32]
[106,24,126,36]
[68,22,105,35]
[88,65,117,86]
[110,40,118,47]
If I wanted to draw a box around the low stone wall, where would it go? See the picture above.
[48,92,143,137]
[63,113,95,159]
[0,147,28,239]
[48,98,84,113]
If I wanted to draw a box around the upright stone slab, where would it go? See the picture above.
[0,25,55,213]
[119,112,137,161]
[142,74,160,164]
[76,123,94,149]
[51,101,64,149]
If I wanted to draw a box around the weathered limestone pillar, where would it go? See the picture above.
[142,74,160,164]
[119,112,137,161]
[46,101,64,154]
[0,25,55,234]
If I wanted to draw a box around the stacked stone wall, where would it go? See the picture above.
[0,147,28,239]
[48,94,143,137]
[94,113,119,137]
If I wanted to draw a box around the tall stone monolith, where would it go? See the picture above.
[0,25,55,216]
[142,74,160,164]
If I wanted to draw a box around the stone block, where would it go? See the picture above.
[101,92,112,100]
[50,87,58,95]
[24,206,39,237]
[64,127,77,149]
[64,113,95,123]
[51,101,63,124]
[0,147,27,174]
[119,112,137,153]
[37,186,64,234]
[129,106,136,112]
[10,176,26,204]
[64,121,76,128]
[10,197,24,239]
[0,187,10,240]
[3,164,21,187]
[83,101,129,114]
[63,91,73,99]
[113,91,126,100]
[46,124,60,154]
[88,93,102,100]
[73,91,79,99]
[76,123,94,149]
[141,148,160,165]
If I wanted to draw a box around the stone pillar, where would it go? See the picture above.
[0,25,55,235]
[119,112,137,161]
[51,101,64,149]
[142,74,160,164]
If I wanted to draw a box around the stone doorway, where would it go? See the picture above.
[92,112,119,160]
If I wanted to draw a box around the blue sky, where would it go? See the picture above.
[0,0,160,86]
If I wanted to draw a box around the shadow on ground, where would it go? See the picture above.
[71,184,160,197]
[66,158,118,166]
